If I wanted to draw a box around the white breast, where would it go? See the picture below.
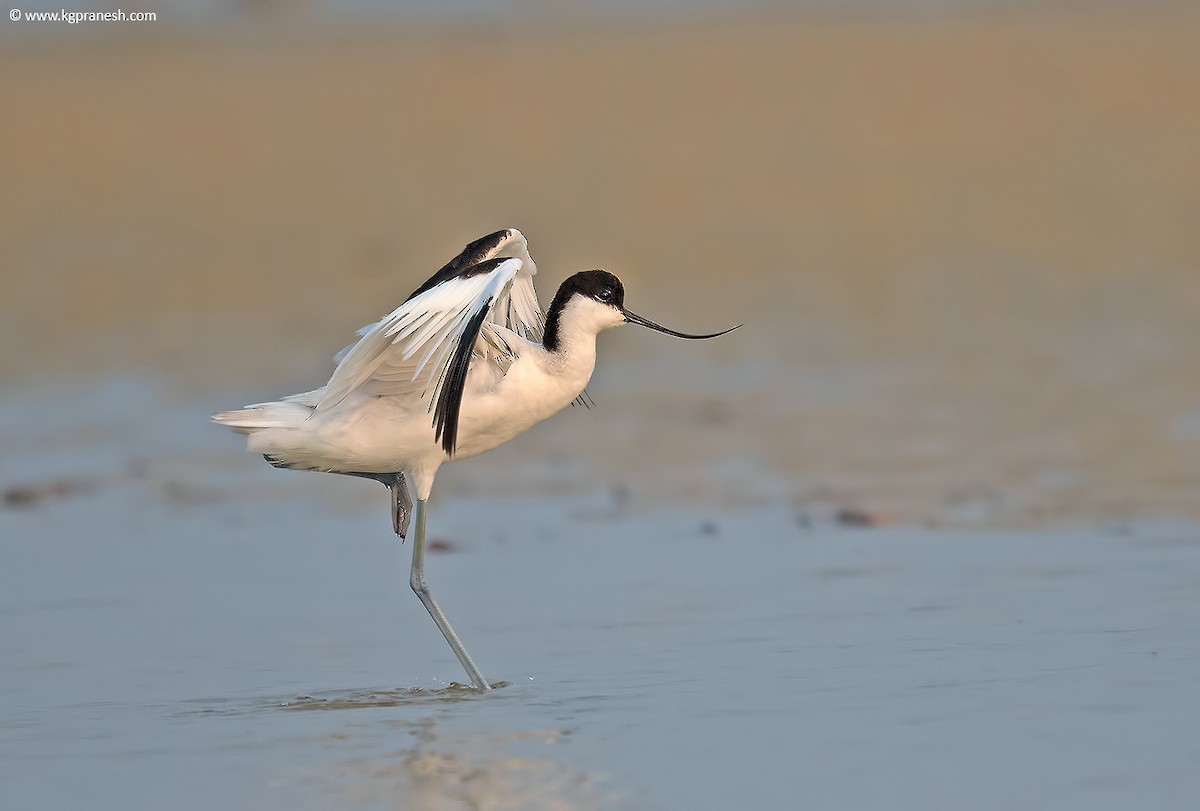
[451,342,596,460]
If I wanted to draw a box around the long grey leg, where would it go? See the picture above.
[388,476,412,539]
[409,499,490,691]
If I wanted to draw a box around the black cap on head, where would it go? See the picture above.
[560,270,625,309]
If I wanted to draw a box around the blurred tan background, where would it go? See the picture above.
[3,6,1199,525]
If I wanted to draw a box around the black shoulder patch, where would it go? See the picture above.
[406,231,511,302]
[432,300,492,456]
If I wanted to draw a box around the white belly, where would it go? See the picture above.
[270,348,591,481]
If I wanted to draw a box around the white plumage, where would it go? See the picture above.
[214,229,563,501]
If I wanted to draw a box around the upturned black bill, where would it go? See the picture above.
[622,309,742,340]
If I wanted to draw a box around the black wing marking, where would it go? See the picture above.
[433,299,493,456]
[405,230,511,303]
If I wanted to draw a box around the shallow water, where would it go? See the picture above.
[3,382,1199,809]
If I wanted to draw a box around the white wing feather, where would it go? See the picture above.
[333,228,542,365]
[315,257,526,415]
[487,230,543,341]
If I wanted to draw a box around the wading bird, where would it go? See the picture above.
[213,229,738,690]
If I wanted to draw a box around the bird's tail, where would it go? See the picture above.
[211,389,322,436]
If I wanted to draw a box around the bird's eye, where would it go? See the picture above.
[596,289,613,302]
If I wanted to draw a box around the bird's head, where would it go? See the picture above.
[543,270,741,352]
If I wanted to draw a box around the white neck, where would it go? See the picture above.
[534,299,621,396]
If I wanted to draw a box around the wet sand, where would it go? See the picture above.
[3,8,1200,810]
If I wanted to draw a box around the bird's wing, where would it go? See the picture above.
[332,227,544,365]
[315,256,527,456]
[412,228,544,340]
